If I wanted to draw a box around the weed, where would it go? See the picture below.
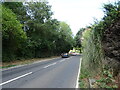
[96,68,118,88]
[1,65,16,68]
[79,80,85,88]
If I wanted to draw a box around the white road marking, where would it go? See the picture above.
[43,62,57,68]
[2,57,60,71]
[60,57,72,62]
[59,59,66,62]
[76,58,82,88]
[0,72,32,86]
[66,58,70,59]
[67,57,72,60]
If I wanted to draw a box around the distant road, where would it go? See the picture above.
[2,56,81,88]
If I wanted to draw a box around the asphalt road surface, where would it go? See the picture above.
[1,56,81,88]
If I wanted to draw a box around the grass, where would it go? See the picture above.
[79,79,87,88]
[79,63,91,88]
[79,72,89,88]
[79,66,119,88]
[95,68,118,88]
[1,56,59,69]
[79,28,118,88]
[0,65,17,69]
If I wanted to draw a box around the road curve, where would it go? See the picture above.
[2,56,81,88]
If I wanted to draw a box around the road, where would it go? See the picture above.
[1,56,81,88]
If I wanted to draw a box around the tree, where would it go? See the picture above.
[2,1,75,61]
[74,28,85,48]
[24,2,57,57]
[2,5,27,61]
[56,22,74,53]
[3,2,28,24]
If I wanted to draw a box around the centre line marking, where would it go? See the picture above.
[66,58,70,59]
[59,59,66,62]
[0,72,32,86]
[43,62,57,68]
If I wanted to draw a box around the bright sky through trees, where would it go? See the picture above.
[48,0,117,36]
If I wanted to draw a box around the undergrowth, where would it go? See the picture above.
[79,1,120,88]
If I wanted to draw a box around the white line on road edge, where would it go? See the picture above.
[43,62,57,68]
[0,72,32,86]
[76,58,82,88]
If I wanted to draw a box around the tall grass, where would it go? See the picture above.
[81,27,104,76]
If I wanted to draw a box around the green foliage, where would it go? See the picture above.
[57,22,74,52]
[80,69,90,79]
[81,28,103,75]
[79,66,90,88]
[2,2,74,62]
[103,2,120,23]
[3,2,28,24]
[96,68,118,88]
[94,1,120,38]
[79,1,120,88]
[79,80,85,88]
[2,5,27,62]
[74,28,85,48]
[1,65,17,69]
[26,2,53,23]
[80,1,120,75]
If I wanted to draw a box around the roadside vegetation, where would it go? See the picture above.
[75,1,120,88]
[1,1,120,88]
[2,2,74,63]
[1,56,59,69]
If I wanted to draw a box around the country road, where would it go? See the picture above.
[2,56,81,88]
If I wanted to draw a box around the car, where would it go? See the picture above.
[69,52,80,56]
[61,53,70,58]
[69,52,76,56]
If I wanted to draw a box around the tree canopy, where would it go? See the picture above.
[2,2,74,62]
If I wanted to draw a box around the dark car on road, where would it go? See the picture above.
[61,53,70,58]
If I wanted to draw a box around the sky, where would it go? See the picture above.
[48,0,117,36]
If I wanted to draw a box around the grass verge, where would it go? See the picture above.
[79,67,119,88]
